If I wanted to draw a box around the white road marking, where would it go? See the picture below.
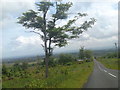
[104,70,107,72]
[98,66,103,71]
[98,66,101,70]
[98,61,117,78]
[98,65,117,78]
[108,73,117,78]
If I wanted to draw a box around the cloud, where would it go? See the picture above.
[11,35,43,51]
[2,35,44,58]
[56,2,118,40]
[55,2,118,51]
[1,0,36,19]
[0,0,37,32]
[87,3,117,38]
[73,2,118,39]
[1,1,118,58]
[63,35,118,51]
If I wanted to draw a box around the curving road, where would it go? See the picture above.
[84,59,119,88]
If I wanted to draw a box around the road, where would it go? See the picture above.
[84,59,119,88]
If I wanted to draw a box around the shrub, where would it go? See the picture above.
[49,57,57,67]
[2,64,8,76]
[78,61,84,64]
[21,62,28,70]
[102,52,117,59]
[84,50,93,59]
[58,54,75,65]
[79,47,85,59]
[66,62,73,66]
[13,62,22,71]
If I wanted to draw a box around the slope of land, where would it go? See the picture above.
[3,61,93,88]
[97,58,120,70]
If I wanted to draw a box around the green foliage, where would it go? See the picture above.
[13,62,22,71]
[2,62,30,80]
[79,48,93,61]
[79,47,84,59]
[24,62,93,88]
[97,58,120,70]
[21,62,28,70]
[36,2,53,12]
[58,54,76,65]
[118,50,120,58]
[2,64,8,76]
[3,61,94,88]
[17,1,96,78]
[84,50,93,59]
[17,1,96,54]
[103,52,117,58]
[52,2,72,20]
[66,62,73,66]
[48,57,58,67]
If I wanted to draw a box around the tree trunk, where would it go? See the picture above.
[43,11,49,78]
[44,33,49,78]
[45,57,49,78]
[48,38,52,56]
[44,41,48,78]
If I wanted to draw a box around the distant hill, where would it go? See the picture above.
[92,49,116,57]
[2,48,116,63]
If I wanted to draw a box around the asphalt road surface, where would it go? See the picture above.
[84,59,119,88]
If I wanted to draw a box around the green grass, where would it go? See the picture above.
[58,62,93,88]
[97,58,120,70]
[2,61,94,88]
[2,77,34,88]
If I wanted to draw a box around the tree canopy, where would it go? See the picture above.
[18,2,96,55]
[18,1,96,77]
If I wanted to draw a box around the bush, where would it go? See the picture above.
[85,57,93,62]
[49,57,57,67]
[77,61,84,64]
[39,57,58,67]
[2,64,8,76]
[85,59,91,62]
[21,62,28,70]
[102,52,117,59]
[58,54,75,65]
[66,62,73,66]
[84,50,93,59]
[13,62,22,71]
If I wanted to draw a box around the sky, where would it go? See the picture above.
[0,0,119,59]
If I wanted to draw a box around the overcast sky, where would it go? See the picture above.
[0,0,119,59]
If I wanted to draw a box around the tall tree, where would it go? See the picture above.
[114,42,118,58]
[17,1,96,78]
[79,46,85,59]
[84,50,93,59]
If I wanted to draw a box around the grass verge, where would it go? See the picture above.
[97,58,120,70]
[3,61,94,88]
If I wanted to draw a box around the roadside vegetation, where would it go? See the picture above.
[2,1,95,88]
[2,51,94,88]
[79,47,93,62]
[97,52,120,70]
[17,1,95,78]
